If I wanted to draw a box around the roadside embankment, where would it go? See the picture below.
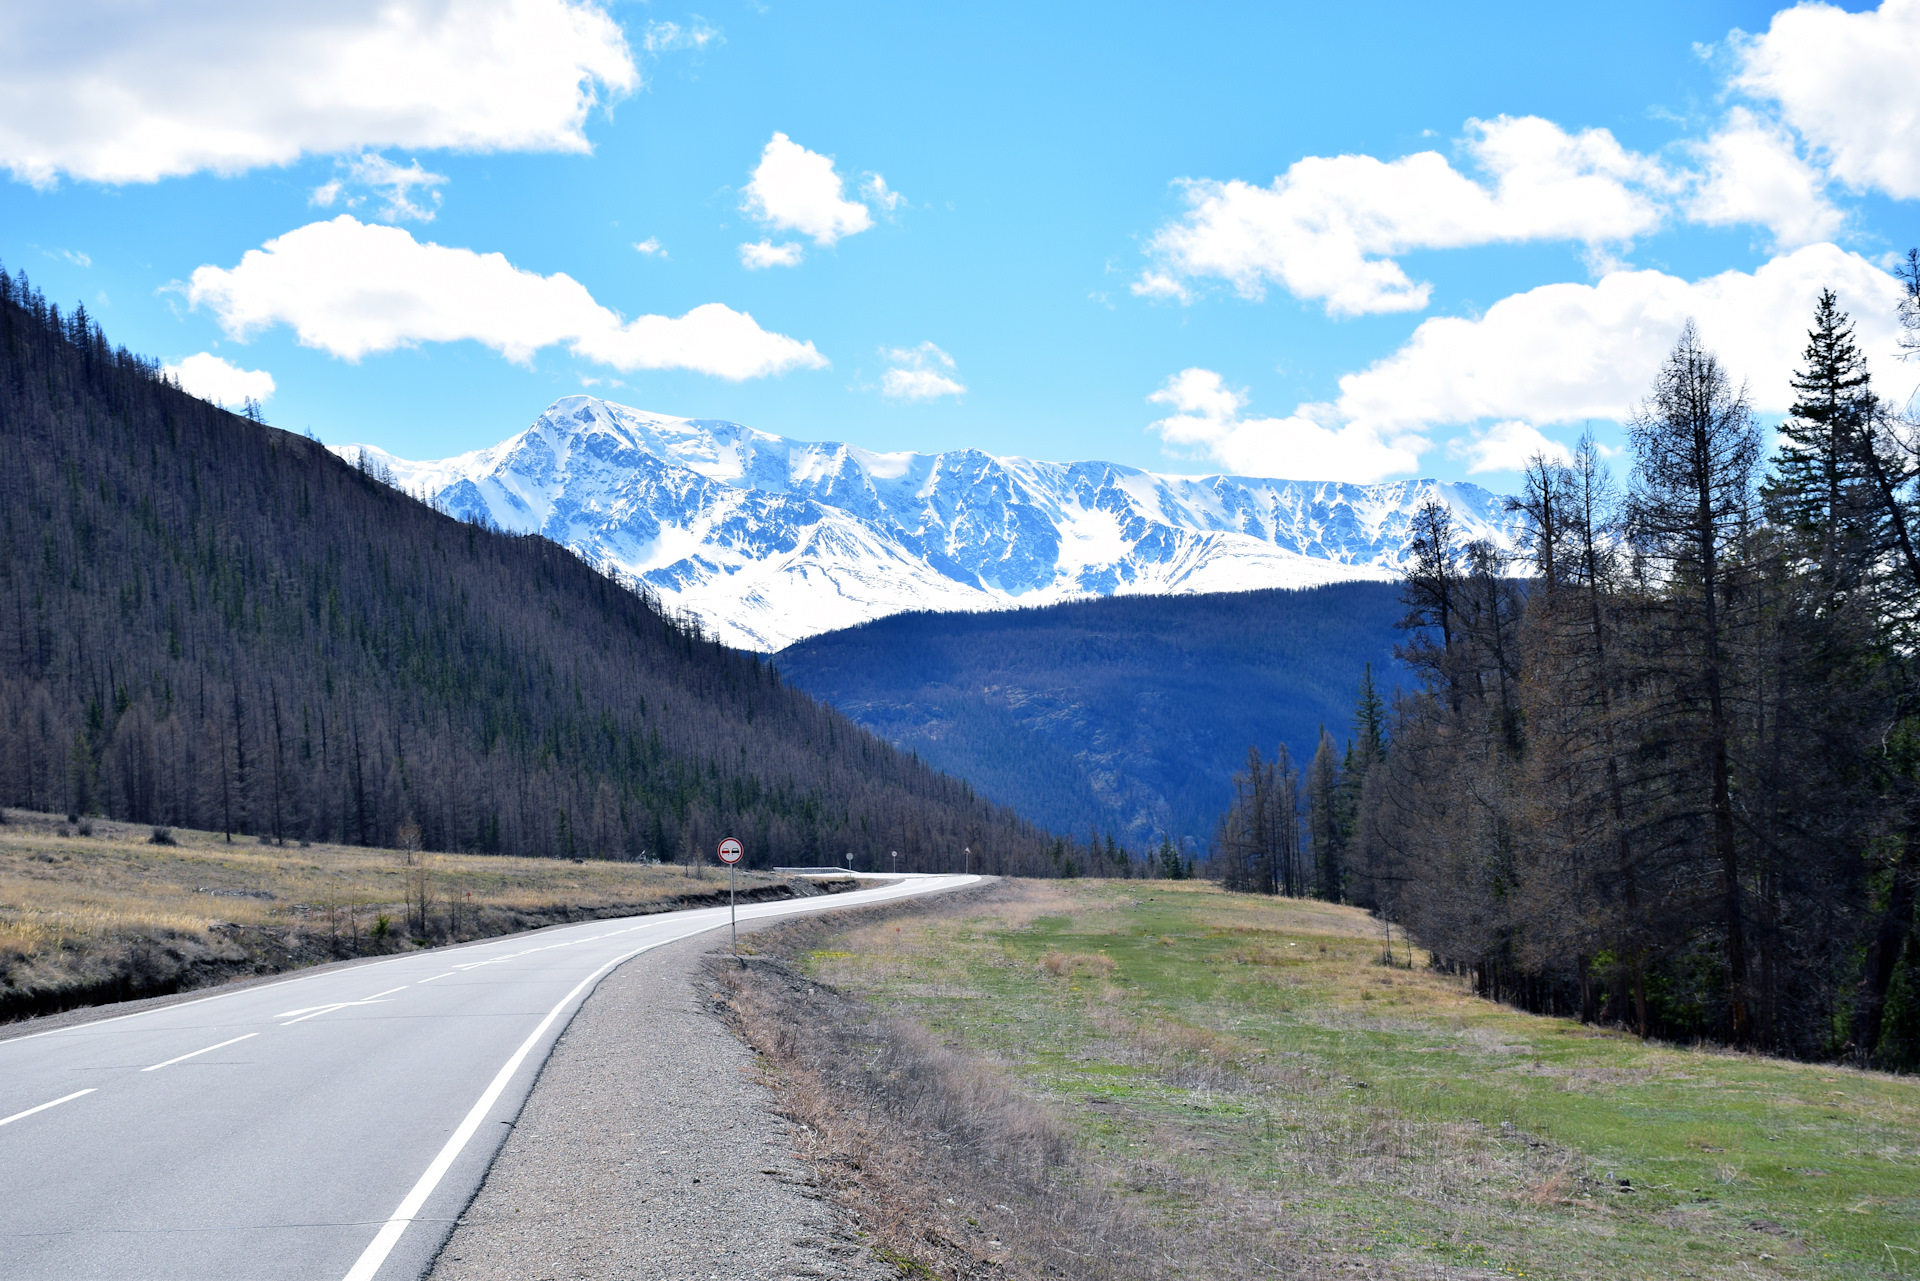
[428,929,896,1281]
[725,878,1920,1280]
[0,808,854,1022]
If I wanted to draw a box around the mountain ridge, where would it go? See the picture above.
[346,397,1519,650]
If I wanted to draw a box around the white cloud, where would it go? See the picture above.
[57,249,91,267]
[310,153,447,222]
[640,19,719,54]
[1686,108,1843,247]
[163,352,275,407]
[1447,421,1573,475]
[185,216,826,381]
[739,240,804,270]
[632,237,665,257]
[741,133,874,247]
[1732,0,1920,200]
[879,343,965,401]
[1137,116,1668,316]
[1147,368,1423,483]
[861,174,905,214]
[0,0,638,185]
[1333,243,1910,432]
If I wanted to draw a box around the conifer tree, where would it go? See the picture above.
[1307,727,1343,901]
[1627,322,1761,1042]
[1761,288,1876,592]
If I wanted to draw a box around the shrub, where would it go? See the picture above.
[149,826,175,845]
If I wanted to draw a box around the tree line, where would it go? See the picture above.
[1211,259,1920,1066]
[0,266,1102,878]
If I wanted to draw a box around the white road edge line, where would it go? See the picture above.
[140,1033,258,1072]
[339,936,673,1281]
[340,876,975,1281]
[0,1088,95,1127]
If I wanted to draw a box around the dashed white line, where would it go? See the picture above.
[278,987,409,1026]
[140,1033,259,1072]
[0,1089,95,1128]
[417,972,456,983]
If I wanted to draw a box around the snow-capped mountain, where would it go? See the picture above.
[343,397,1520,651]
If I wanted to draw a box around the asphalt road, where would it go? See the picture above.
[0,872,978,1280]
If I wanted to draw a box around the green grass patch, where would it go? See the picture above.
[803,880,1920,1280]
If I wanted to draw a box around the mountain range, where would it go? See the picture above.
[348,398,1520,651]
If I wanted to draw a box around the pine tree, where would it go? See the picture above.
[1307,727,1343,901]
[1627,321,1762,1043]
[1761,288,1876,591]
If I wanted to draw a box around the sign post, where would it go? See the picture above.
[717,838,744,954]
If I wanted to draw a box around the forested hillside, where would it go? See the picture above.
[0,268,1083,876]
[1329,280,1920,1066]
[775,583,1405,848]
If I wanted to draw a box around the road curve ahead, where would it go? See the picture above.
[0,872,978,1280]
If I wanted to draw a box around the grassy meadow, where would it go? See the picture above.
[795,879,1920,1279]
[0,808,794,1020]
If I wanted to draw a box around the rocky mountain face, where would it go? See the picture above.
[349,397,1518,650]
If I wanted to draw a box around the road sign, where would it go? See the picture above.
[717,837,744,956]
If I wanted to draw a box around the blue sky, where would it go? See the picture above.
[3,0,1915,486]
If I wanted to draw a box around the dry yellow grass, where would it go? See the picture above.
[0,807,809,1020]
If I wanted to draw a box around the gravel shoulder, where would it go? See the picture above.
[428,928,893,1281]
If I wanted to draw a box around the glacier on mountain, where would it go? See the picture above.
[342,397,1520,651]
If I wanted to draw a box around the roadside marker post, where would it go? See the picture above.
[717,837,744,954]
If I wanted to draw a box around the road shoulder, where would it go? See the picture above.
[428,929,891,1281]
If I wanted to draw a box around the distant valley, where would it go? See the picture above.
[349,397,1516,651]
[776,582,1408,849]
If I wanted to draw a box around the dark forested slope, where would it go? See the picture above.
[775,583,1406,848]
[0,272,1072,874]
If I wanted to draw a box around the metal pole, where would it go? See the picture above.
[729,861,737,955]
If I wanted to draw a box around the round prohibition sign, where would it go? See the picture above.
[717,837,744,865]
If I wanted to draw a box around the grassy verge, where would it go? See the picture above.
[744,878,1920,1280]
[0,807,843,1021]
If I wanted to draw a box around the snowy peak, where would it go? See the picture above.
[344,396,1519,651]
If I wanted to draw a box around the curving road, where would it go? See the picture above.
[0,873,977,1280]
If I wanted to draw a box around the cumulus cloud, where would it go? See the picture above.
[632,237,665,257]
[1447,421,1573,475]
[0,0,639,186]
[1147,368,1423,483]
[163,352,275,408]
[739,240,804,270]
[1732,0,1920,201]
[741,133,876,247]
[1686,108,1843,247]
[310,153,447,222]
[1137,116,1669,316]
[185,216,826,381]
[878,343,965,401]
[1333,242,1909,432]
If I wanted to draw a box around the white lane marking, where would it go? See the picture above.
[339,875,978,1281]
[139,1033,258,1072]
[340,935,674,1281]
[447,925,649,972]
[0,1088,96,1127]
[0,875,974,1051]
[417,972,456,983]
[278,986,409,1026]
